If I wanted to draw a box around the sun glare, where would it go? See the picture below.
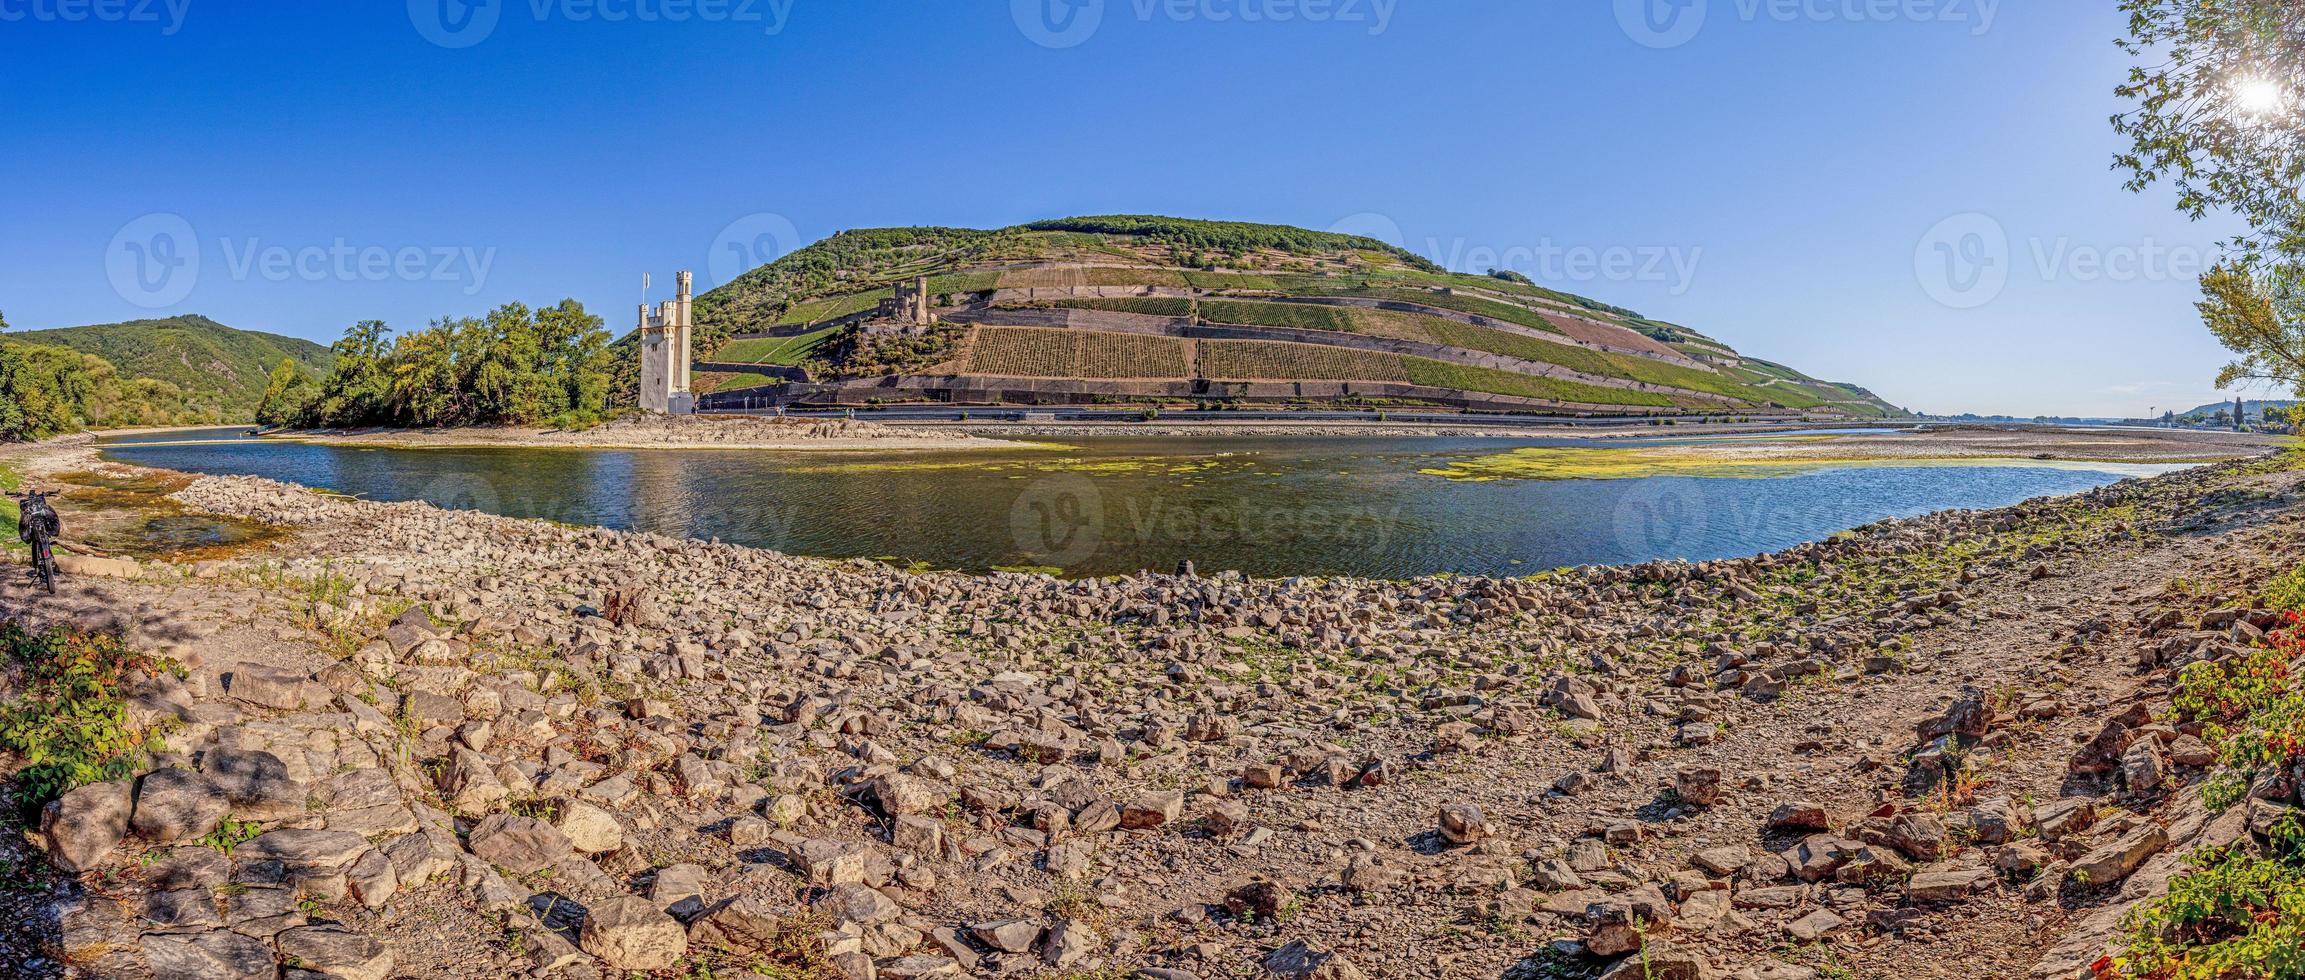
[2232,76,2288,118]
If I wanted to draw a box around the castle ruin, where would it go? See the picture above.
[639,271,695,415]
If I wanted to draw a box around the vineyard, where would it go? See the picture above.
[1402,358,1675,407]
[1197,340,1411,382]
[676,215,1907,416]
[1019,297,1195,318]
[712,323,848,365]
[963,327,1189,379]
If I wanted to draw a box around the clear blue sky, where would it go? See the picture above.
[0,0,2254,417]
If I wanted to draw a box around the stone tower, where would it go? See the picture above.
[639,271,695,415]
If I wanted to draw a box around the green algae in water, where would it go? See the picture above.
[1418,445,2183,483]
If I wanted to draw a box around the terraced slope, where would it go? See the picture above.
[688,215,1904,417]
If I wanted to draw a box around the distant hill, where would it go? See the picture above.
[2176,398,2297,419]
[11,315,334,421]
[681,215,1908,418]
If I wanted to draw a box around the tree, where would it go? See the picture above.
[2118,3,2305,396]
[2115,2,2304,261]
[254,358,317,428]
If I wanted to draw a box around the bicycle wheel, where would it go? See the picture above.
[34,541,55,594]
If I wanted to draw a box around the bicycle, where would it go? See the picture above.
[10,490,61,595]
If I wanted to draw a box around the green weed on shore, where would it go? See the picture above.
[2112,563,2305,978]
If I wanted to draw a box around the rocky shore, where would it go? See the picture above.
[2,438,2302,979]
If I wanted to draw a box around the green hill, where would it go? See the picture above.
[12,315,334,422]
[683,216,1907,418]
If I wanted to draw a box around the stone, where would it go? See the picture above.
[131,768,231,844]
[650,862,710,918]
[1044,918,1096,967]
[1767,801,1831,832]
[878,955,964,979]
[224,664,319,710]
[201,747,307,821]
[580,895,687,970]
[346,847,400,909]
[240,829,372,870]
[2120,740,2166,792]
[972,918,1043,953]
[1691,845,1750,877]
[276,924,394,980]
[1675,767,1723,806]
[2072,825,2169,887]
[792,838,872,886]
[1598,941,1709,980]
[440,746,510,815]
[550,800,624,854]
[1122,790,1185,830]
[1894,860,1988,901]
[872,773,950,816]
[2168,734,2216,767]
[41,779,132,872]
[140,929,275,980]
[466,813,576,875]
[1262,938,1367,979]
[1785,908,1847,942]
[892,814,945,856]
[1438,803,1493,845]
[688,894,789,953]
[814,883,900,926]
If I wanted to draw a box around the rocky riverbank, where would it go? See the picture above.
[2,439,2302,979]
[270,414,1015,452]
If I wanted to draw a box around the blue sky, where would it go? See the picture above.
[0,0,2255,417]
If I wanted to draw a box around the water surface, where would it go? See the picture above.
[96,429,2175,579]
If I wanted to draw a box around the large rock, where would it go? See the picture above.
[2072,825,2169,888]
[140,929,274,980]
[1263,939,1367,979]
[466,813,577,875]
[200,747,306,821]
[131,768,230,844]
[239,829,372,871]
[224,664,320,710]
[41,779,133,872]
[1598,941,1709,980]
[550,800,624,854]
[1122,790,1185,829]
[276,924,394,980]
[579,895,687,970]
[871,773,951,815]
[1437,803,1493,845]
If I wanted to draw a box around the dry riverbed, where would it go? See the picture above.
[0,433,2301,979]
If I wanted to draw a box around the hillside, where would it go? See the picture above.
[12,315,334,421]
[686,216,1907,418]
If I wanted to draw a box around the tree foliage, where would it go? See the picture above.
[2115,1,2304,259]
[276,300,616,429]
[2117,1,2305,394]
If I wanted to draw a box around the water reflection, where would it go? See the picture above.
[96,430,2175,579]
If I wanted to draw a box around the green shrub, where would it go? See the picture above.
[2119,838,2305,979]
[0,621,181,809]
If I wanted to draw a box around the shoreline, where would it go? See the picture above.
[1,436,2299,978]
